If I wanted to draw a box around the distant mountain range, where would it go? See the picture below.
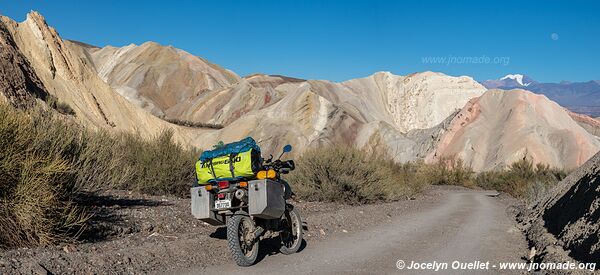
[481,74,600,116]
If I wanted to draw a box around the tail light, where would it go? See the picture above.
[217,181,230,189]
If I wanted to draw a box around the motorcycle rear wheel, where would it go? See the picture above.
[279,207,303,255]
[227,211,259,266]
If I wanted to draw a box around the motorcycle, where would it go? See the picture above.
[191,144,303,266]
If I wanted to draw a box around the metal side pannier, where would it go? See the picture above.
[190,186,225,225]
[248,179,285,219]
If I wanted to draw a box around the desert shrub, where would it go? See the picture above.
[418,157,475,187]
[55,101,76,116]
[287,146,428,204]
[0,104,88,248]
[46,95,76,116]
[0,103,198,248]
[70,129,198,196]
[474,159,566,202]
[113,130,198,196]
[73,130,131,190]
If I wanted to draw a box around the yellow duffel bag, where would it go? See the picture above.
[195,137,261,183]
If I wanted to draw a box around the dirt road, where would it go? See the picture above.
[0,187,527,274]
[187,189,527,274]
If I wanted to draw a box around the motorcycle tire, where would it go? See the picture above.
[279,206,303,255]
[227,210,259,266]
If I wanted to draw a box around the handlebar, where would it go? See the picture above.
[262,159,295,172]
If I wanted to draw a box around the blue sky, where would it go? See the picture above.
[2,0,599,82]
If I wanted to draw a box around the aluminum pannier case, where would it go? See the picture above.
[248,179,285,219]
[190,186,225,225]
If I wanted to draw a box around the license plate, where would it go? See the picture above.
[215,199,231,210]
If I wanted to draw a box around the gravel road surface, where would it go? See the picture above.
[188,189,527,275]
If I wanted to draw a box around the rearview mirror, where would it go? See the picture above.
[277,144,293,160]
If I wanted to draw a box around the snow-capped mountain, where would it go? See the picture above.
[481,74,536,89]
[500,74,532,86]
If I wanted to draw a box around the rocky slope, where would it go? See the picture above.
[568,110,600,137]
[0,12,211,145]
[522,151,600,270]
[85,42,240,117]
[80,45,487,134]
[79,40,488,161]
[338,71,486,133]
[427,89,600,170]
[0,17,48,107]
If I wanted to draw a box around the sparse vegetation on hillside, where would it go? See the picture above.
[0,103,198,249]
[161,117,224,129]
[288,146,567,204]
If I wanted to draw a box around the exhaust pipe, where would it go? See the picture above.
[234,189,247,202]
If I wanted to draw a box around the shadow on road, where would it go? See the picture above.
[255,238,308,263]
[75,192,168,242]
[209,227,227,240]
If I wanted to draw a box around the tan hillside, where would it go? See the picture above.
[339,71,487,132]
[84,42,240,117]
[171,74,289,126]
[0,12,214,146]
[185,71,486,162]
[184,71,484,126]
[428,89,600,170]
[567,110,600,137]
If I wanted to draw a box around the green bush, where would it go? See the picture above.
[0,102,198,248]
